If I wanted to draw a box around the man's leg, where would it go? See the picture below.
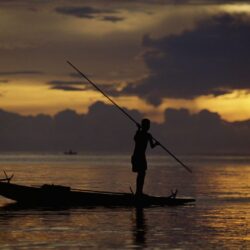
[136,171,146,195]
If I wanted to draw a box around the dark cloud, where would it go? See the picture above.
[0,80,9,83]
[49,80,85,85]
[0,102,141,152]
[55,6,125,23]
[48,80,87,91]
[0,71,43,76]
[55,6,101,19]
[0,102,249,154]
[50,85,85,91]
[102,16,125,23]
[55,6,117,19]
[123,14,250,105]
[0,0,246,6]
[48,79,123,96]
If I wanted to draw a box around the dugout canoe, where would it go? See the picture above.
[0,182,195,207]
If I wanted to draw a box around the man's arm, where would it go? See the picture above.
[149,134,160,148]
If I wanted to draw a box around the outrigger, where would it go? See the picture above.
[0,172,195,208]
[0,171,14,183]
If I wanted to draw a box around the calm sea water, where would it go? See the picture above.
[0,153,249,249]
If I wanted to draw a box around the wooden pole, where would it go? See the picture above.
[67,61,192,173]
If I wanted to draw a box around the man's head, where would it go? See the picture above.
[141,118,150,131]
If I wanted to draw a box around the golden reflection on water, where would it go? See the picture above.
[196,204,250,248]
[0,204,249,249]
[0,154,249,249]
[0,209,135,248]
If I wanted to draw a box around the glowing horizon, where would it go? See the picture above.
[1,80,250,123]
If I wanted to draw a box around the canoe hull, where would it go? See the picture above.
[0,182,195,207]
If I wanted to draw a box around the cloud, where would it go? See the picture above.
[102,16,125,23]
[48,80,87,91]
[0,80,9,83]
[0,1,209,84]
[55,6,121,20]
[123,14,250,105]
[50,85,85,91]
[0,102,141,152]
[0,71,43,76]
[48,79,124,96]
[55,6,104,19]
[0,0,248,6]
[0,102,249,153]
[48,80,85,85]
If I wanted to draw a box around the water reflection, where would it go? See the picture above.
[132,208,147,248]
[0,204,249,249]
[0,154,249,249]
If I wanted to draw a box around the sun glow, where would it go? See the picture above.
[195,90,250,122]
[0,80,96,116]
[221,4,250,14]
[1,81,250,123]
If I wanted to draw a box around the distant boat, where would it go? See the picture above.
[0,181,195,208]
[64,150,77,155]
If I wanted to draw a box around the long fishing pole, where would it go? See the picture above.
[67,61,192,173]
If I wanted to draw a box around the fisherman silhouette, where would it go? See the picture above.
[131,118,159,196]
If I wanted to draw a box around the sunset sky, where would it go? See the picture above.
[0,0,250,124]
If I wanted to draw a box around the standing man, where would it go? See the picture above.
[131,118,159,196]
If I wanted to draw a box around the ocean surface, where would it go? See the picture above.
[0,153,249,249]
